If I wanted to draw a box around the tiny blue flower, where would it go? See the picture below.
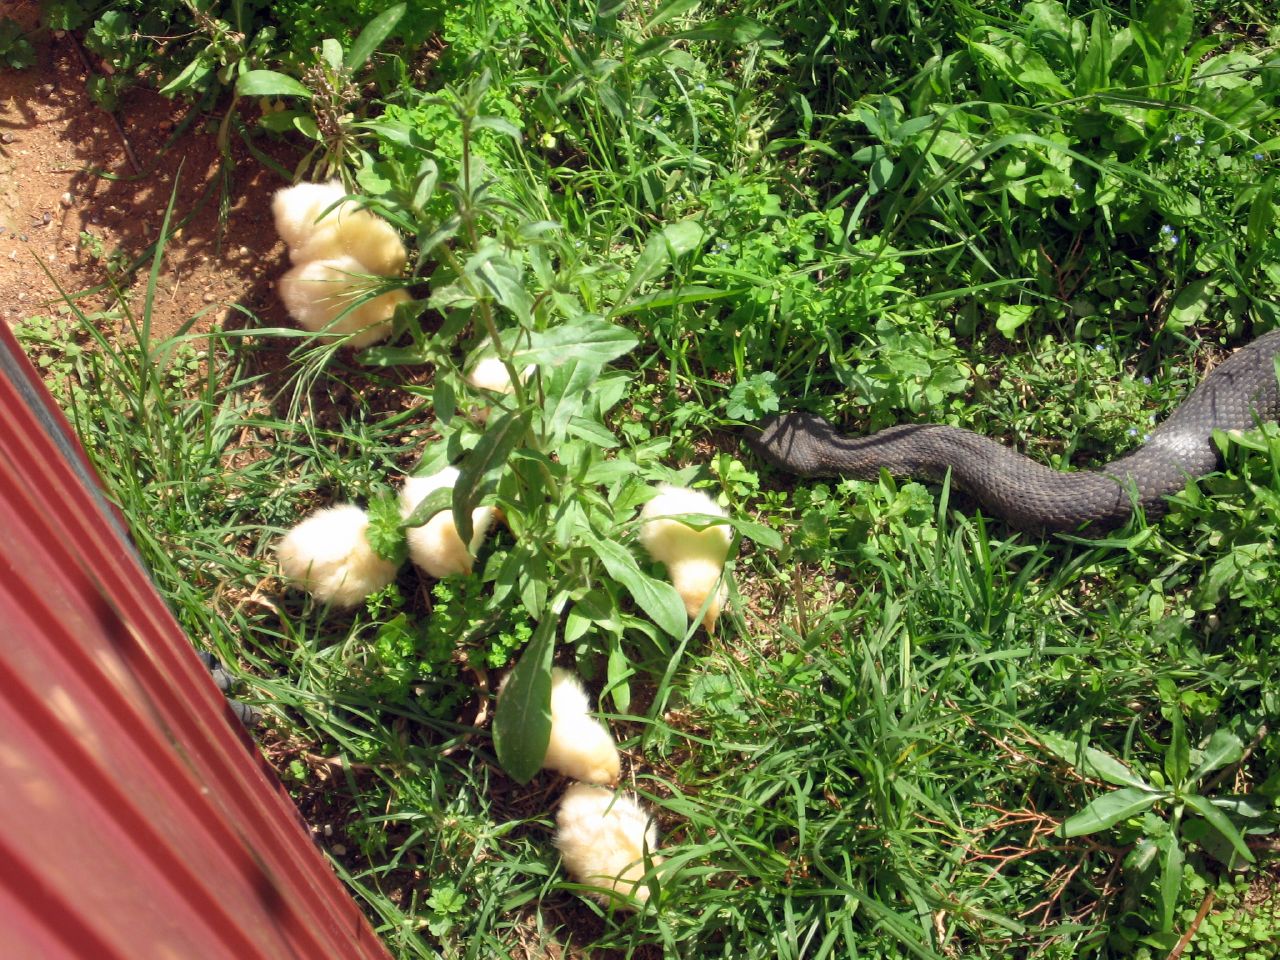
[1174,133,1183,142]
[1073,181,1083,192]
[1160,224,1173,234]
[1142,376,1151,385]
[1254,152,1264,160]
[1195,137,1204,145]
[1127,427,1139,437]
[1143,433,1151,442]
[1095,343,1105,352]
[695,82,705,92]
[654,112,664,124]
[1171,234,1179,245]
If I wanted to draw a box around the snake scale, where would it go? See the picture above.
[748,330,1280,534]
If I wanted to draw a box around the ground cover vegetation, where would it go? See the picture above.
[11,0,1280,955]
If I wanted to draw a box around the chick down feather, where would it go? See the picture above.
[399,468,496,578]
[277,504,399,608]
[541,668,621,785]
[272,180,407,276]
[638,485,731,630]
[277,256,409,349]
[466,356,537,394]
[555,784,661,907]
[271,180,346,251]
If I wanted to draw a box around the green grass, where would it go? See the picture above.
[18,0,1280,956]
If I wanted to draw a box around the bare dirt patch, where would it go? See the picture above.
[0,4,292,341]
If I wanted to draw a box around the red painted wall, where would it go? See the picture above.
[0,322,392,960]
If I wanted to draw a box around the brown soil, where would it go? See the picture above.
[0,2,292,341]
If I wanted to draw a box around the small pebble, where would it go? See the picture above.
[330,844,347,856]
[60,192,73,208]
[203,292,216,303]
[0,132,13,144]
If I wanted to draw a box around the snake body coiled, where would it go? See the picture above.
[748,330,1280,534]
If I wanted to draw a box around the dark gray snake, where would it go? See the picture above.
[748,330,1280,534]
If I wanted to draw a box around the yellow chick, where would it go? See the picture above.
[465,356,537,394]
[276,504,399,608]
[271,180,347,251]
[271,180,407,277]
[542,668,621,784]
[555,783,661,908]
[638,484,731,631]
[277,256,409,349]
[398,468,496,578]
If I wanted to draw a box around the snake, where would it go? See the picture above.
[747,330,1280,534]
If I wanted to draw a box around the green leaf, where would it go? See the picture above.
[1037,730,1151,789]
[1139,0,1192,79]
[413,158,439,212]
[606,636,632,712]
[365,494,408,566]
[1076,10,1111,93]
[647,0,700,30]
[634,15,779,57]
[624,220,706,294]
[612,283,737,316]
[473,115,523,141]
[1156,834,1184,932]
[995,303,1035,338]
[320,38,344,72]
[507,317,639,370]
[1164,709,1189,788]
[345,2,405,71]
[1190,729,1245,783]
[493,614,557,783]
[158,52,212,96]
[721,515,782,550]
[1245,177,1274,264]
[539,358,597,442]
[467,247,532,324]
[1165,277,1214,332]
[1015,50,1070,98]
[566,416,619,447]
[453,410,530,546]
[1059,786,1163,837]
[1184,794,1255,863]
[589,538,688,638]
[291,113,321,141]
[235,70,313,99]
[400,486,452,530]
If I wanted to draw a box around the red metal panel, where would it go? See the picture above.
[0,322,392,960]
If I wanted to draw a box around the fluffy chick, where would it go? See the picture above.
[466,356,536,394]
[542,668,621,784]
[277,504,398,608]
[277,256,409,349]
[638,484,732,631]
[271,180,346,250]
[399,467,496,578]
[272,180,407,276]
[555,784,661,907]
